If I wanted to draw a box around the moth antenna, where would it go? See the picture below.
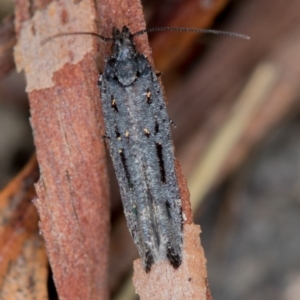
[41,32,113,46]
[133,27,250,40]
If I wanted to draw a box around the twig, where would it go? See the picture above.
[93,0,212,299]
[0,155,47,299]
[14,0,110,299]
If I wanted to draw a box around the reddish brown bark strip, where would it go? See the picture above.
[14,0,110,299]
[0,154,39,282]
[1,236,48,300]
[94,0,152,67]
[0,155,48,299]
[150,0,231,72]
[95,0,194,223]
[133,224,208,300]
[175,159,193,223]
[93,0,210,298]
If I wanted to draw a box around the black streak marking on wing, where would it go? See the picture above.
[115,124,121,139]
[154,120,159,134]
[166,242,181,269]
[165,200,171,218]
[156,143,166,184]
[119,149,133,188]
[145,249,155,273]
[180,206,184,231]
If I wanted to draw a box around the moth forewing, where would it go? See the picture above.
[99,26,183,272]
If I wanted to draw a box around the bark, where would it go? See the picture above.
[0,155,48,300]
[14,0,110,299]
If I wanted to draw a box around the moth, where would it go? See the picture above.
[99,26,183,272]
[44,25,248,272]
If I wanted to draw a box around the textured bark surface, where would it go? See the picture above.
[14,0,110,299]
[133,224,208,300]
[93,0,210,298]
[0,155,48,300]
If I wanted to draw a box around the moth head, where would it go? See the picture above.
[112,26,136,60]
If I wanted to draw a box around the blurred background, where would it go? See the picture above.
[1,0,300,299]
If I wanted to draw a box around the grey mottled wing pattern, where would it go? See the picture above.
[99,52,182,271]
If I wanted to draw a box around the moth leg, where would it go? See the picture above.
[169,118,177,128]
[102,133,110,140]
